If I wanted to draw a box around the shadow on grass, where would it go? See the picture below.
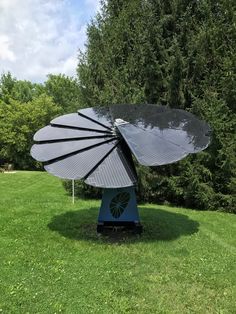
[48,206,199,244]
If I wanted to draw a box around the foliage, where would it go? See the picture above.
[62,179,102,199]
[0,72,44,103]
[45,74,82,113]
[76,0,236,212]
[0,94,60,169]
[0,1,235,211]
[0,72,81,169]
[0,171,235,312]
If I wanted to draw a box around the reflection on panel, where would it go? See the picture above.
[117,123,189,166]
[111,104,210,153]
[78,107,113,129]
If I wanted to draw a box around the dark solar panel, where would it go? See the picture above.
[110,104,169,124]
[85,144,137,188]
[78,107,113,129]
[44,140,118,180]
[112,104,210,156]
[31,137,115,162]
[51,113,112,133]
[117,123,189,166]
[31,104,210,186]
[111,104,210,137]
[34,125,114,143]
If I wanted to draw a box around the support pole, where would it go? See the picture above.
[72,179,75,204]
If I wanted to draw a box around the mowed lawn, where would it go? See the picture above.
[0,171,235,313]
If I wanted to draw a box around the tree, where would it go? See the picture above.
[0,72,45,103]
[45,74,81,113]
[76,0,236,212]
[0,72,16,103]
[0,94,60,169]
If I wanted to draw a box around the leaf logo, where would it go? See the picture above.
[109,192,130,218]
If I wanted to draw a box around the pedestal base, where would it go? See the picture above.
[97,187,142,234]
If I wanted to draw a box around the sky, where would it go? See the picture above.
[0,0,100,82]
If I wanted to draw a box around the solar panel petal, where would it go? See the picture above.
[44,140,118,180]
[31,137,116,162]
[78,107,112,129]
[51,113,112,133]
[34,125,114,142]
[85,144,137,188]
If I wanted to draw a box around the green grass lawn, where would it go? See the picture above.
[0,171,235,313]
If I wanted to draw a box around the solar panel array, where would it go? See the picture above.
[31,104,211,188]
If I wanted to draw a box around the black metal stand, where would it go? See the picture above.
[97,221,143,234]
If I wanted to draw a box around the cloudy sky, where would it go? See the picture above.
[0,0,100,82]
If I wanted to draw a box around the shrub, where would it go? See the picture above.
[62,180,102,200]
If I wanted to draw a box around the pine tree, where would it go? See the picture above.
[76,0,234,212]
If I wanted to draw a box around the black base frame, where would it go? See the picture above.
[97,221,143,234]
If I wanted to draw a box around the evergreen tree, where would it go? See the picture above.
[77,0,236,212]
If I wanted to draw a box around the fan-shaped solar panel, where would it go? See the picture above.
[34,125,113,142]
[78,107,113,129]
[30,105,211,188]
[85,144,137,188]
[31,137,114,162]
[51,113,112,133]
[44,139,118,180]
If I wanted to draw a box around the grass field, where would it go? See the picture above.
[0,171,235,313]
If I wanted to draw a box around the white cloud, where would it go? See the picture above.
[85,0,101,12]
[0,0,100,82]
[0,35,16,61]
